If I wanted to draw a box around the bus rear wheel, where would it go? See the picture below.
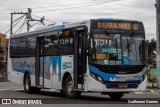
[64,76,81,98]
[24,74,41,94]
[108,93,124,100]
[24,74,33,93]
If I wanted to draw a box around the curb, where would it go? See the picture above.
[145,89,154,93]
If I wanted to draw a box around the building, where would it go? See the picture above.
[0,33,7,66]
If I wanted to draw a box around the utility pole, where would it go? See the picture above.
[10,13,13,35]
[10,10,29,35]
[10,8,44,35]
[156,0,160,88]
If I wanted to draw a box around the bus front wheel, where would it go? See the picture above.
[64,76,81,98]
[108,93,124,100]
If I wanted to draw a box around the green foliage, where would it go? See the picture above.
[146,56,154,64]
[148,75,157,83]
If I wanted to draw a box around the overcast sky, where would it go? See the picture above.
[0,0,156,40]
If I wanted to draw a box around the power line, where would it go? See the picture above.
[2,0,122,34]
[0,0,115,12]
[10,15,25,33]
[0,25,10,32]
[32,0,121,13]
[32,14,55,24]
[14,18,27,34]
[0,1,11,9]
[1,0,17,8]
[30,21,41,28]
[0,15,25,32]
[1,0,15,9]
[4,15,25,34]
[12,15,26,23]
[1,0,121,15]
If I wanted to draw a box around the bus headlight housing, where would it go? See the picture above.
[140,76,144,83]
[97,76,103,82]
[90,72,103,83]
[90,72,96,79]
[140,72,147,83]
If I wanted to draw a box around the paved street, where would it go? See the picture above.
[0,82,160,107]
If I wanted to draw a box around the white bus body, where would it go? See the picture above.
[7,18,147,99]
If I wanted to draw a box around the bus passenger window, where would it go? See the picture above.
[26,36,36,57]
[57,29,74,55]
[10,38,17,58]
[44,32,59,56]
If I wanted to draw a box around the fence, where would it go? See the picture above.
[0,66,7,82]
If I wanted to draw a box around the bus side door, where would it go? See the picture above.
[74,27,87,90]
[35,37,44,87]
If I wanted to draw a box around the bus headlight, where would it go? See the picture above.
[140,72,147,83]
[90,72,103,83]
[90,72,96,79]
[97,76,103,82]
[140,76,144,83]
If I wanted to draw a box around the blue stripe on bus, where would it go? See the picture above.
[13,69,31,74]
[88,64,139,82]
[52,25,65,31]
[50,56,62,81]
[88,64,115,81]
[98,18,113,21]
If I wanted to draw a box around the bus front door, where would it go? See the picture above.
[35,37,44,87]
[74,27,87,90]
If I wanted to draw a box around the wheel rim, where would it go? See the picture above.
[67,80,73,95]
[25,78,29,91]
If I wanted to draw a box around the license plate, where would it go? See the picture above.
[118,84,128,88]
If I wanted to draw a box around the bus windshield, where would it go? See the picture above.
[89,33,145,66]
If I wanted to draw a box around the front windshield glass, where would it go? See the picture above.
[89,33,145,65]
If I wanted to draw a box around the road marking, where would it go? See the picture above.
[133,92,144,94]
[0,88,58,92]
[0,88,11,91]
[0,88,23,91]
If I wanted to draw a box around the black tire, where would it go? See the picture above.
[33,87,41,93]
[60,90,65,96]
[63,76,81,98]
[108,93,124,100]
[24,74,34,94]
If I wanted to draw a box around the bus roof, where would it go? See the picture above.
[10,18,142,38]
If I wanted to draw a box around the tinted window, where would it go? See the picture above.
[57,30,74,55]
[17,37,26,57]
[10,38,17,58]
[44,32,59,56]
[26,35,36,57]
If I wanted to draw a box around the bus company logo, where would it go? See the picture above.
[62,62,72,69]
[2,99,11,104]
[109,77,116,81]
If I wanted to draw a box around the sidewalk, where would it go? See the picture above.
[146,88,160,94]
[146,82,160,94]
[0,81,23,90]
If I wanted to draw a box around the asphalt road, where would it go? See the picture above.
[0,82,160,107]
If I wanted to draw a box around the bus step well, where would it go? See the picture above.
[73,89,85,92]
[36,86,44,89]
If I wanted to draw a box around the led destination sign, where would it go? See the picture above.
[98,22,138,30]
[91,20,143,30]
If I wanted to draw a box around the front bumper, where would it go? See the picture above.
[86,75,147,92]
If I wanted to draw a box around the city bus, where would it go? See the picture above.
[7,18,147,99]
